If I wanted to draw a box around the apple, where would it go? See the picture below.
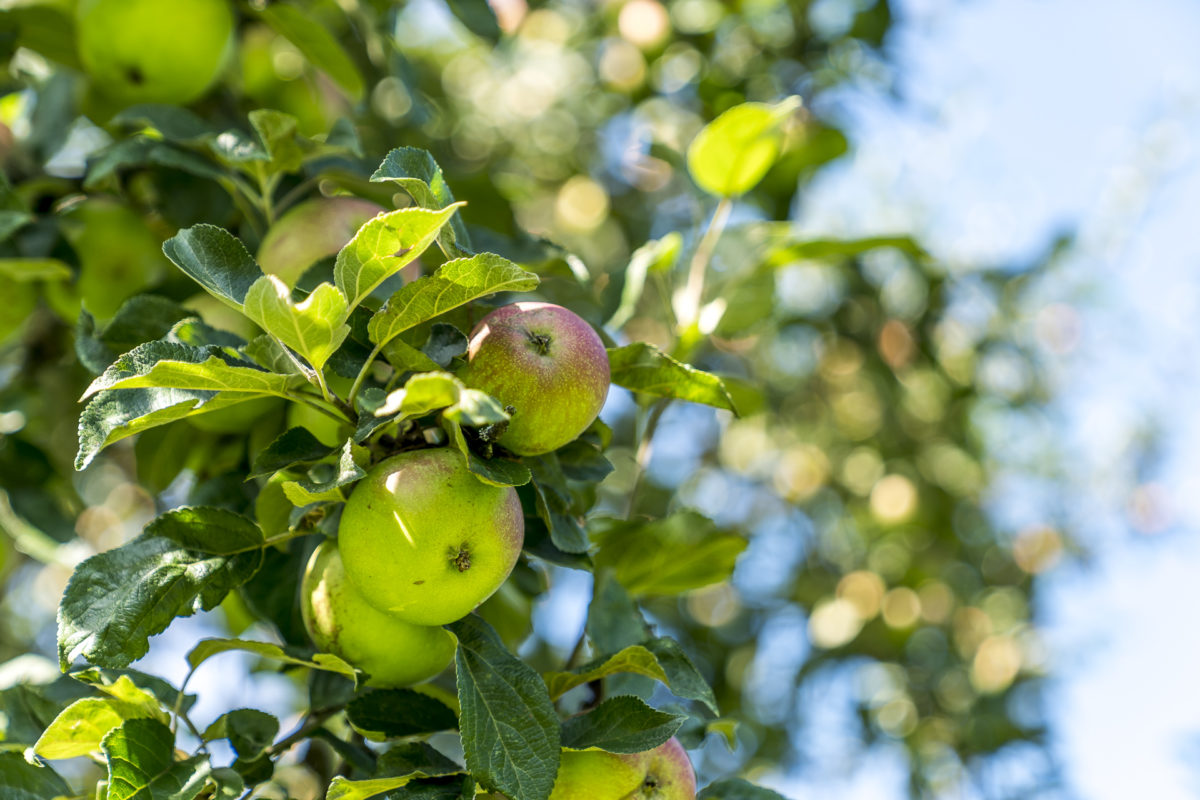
[302,539,456,688]
[76,0,234,107]
[257,197,385,288]
[549,738,697,799]
[0,283,37,345]
[457,302,610,456]
[338,447,524,626]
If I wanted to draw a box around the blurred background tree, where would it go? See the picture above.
[0,0,1054,797]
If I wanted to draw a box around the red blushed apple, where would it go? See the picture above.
[549,738,697,799]
[458,302,610,456]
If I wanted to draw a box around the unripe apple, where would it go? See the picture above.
[549,738,697,800]
[257,197,385,288]
[457,302,610,456]
[338,448,524,626]
[76,0,234,107]
[302,540,456,688]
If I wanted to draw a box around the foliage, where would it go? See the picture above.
[0,0,1049,798]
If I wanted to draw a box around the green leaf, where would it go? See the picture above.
[162,225,265,309]
[75,295,195,375]
[525,453,589,554]
[607,343,738,413]
[280,440,366,505]
[34,694,161,760]
[586,570,650,656]
[441,415,531,488]
[445,0,502,41]
[543,638,717,714]
[328,742,463,800]
[346,689,458,741]
[448,615,559,800]
[248,109,305,174]
[258,3,365,99]
[608,233,682,330]
[71,669,197,716]
[0,5,79,68]
[334,204,463,313]
[0,258,72,281]
[699,778,790,800]
[0,752,71,800]
[250,427,338,478]
[202,709,279,760]
[86,137,226,190]
[767,234,928,262]
[377,372,464,419]
[102,718,211,800]
[57,508,265,670]
[590,512,747,597]
[76,387,263,470]
[687,98,800,197]
[112,104,217,143]
[367,253,538,349]
[561,696,684,753]
[81,341,295,400]
[371,148,471,254]
[185,637,358,682]
[243,277,351,371]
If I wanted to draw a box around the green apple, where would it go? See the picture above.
[338,448,524,625]
[76,0,234,106]
[58,198,169,320]
[257,197,385,288]
[550,739,697,800]
[458,302,610,456]
[302,540,456,688]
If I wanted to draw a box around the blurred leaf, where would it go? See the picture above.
[102,718,211,800]
[248,109,305,174]
[591,512,746,597]
[608,233,682,330]
[608,343,737,413]
[561,695,684,753]
[0,258,71,281]
[448,615,559,800]
[699,778,790,799]
[766,234,927,263]
[243,277,350,371]
[0,5,78,68]
[368,253,538,349]
[257,3,365,99]
[57,508,265,670]
[86,138,226,189]
[335,204,461,312]
[687,98,800,197]
[75,295,194,374]
[185,638,358,682]
[347,689,458,741]
[112,104,217,143]
[371,147,471,254]
[162,225,266,309]
[0,752,71,800]
[445,0,502,42]
[586,570,649,655]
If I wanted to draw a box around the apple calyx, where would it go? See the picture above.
[450,543,472,572]
[525,329,553,355]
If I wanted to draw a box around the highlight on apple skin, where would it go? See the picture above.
[337,447,524,626]
[301,539,456,688]
[257,196,385,287]
[548,737,697,799]
[458,302,610,456]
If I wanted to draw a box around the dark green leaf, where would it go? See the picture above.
[102,718,211,800]
[85,137,225,189]
[699,778,790,800]
[250,427,337,478]
[586,570,649,655]
[591,512,747,597]
[112,104,217,143]
[441,415,531,488]
[608,343,737,413]
[280,440,367,505]
[258,3,365,99]
[1,5,78,68]
[346,689,458,740]
[75,295,195,375]
[375,742,461,779]
[525,453,588,554]
[249,109,305,174]
[202,708,279,760]
[423,323,468,367]
[445,0,502,42]
[448,615,559,800]
[57,507,265,670]
[0,752,71,800]
[162,225,265,308]
[81,340,294,399]
[561,695,684,753]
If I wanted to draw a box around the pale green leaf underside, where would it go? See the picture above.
[82,341,297,400]
[186,638,358,682]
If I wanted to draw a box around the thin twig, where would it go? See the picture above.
[624,398,671,520]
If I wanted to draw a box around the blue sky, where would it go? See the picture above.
[793,0,1200,796]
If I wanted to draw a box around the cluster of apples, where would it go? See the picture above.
[301,300,611,685]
